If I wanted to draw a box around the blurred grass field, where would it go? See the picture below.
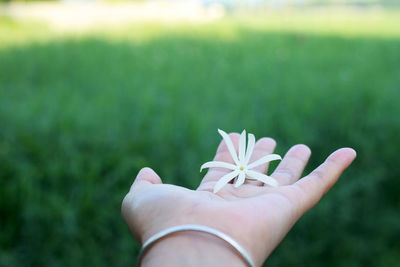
[1,9,400,266]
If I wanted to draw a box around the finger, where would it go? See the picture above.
[270,144,311,186]
[200,133,240,184]
[294,148,357,213]
[130,167,162,191]
[246,137,276,186]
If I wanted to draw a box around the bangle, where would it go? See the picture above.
[137,224,255,267]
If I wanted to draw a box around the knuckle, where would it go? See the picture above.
[273,168,293,181]
[310,169,325,180]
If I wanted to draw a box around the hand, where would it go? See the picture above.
[122,133,356,266]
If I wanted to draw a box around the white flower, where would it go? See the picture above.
[201,129,282,193]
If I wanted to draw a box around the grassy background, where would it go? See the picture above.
[1,10,400,266]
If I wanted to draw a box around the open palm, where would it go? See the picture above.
[122,133,356,266]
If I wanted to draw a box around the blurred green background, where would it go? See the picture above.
[1,4,400,267]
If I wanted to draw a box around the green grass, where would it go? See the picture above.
[1,11,400,266]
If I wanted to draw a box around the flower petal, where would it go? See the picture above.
[244,133,255,165]
[200,161,237,172]
[238,130,246,163]
[247,154,282,170]
[213,170,240,193]
[217,129,239,165]
[246,170,278,187]
[234,172,246,187]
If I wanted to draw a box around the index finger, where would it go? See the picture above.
[199,133,241,185]
[293,148,357,213]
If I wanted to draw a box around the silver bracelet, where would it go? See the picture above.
[136,224,255,267]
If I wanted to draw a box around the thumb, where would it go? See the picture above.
[131,167,162,190]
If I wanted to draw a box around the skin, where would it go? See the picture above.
[122,133,357,267]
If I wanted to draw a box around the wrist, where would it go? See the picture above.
[140,230,248,267]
